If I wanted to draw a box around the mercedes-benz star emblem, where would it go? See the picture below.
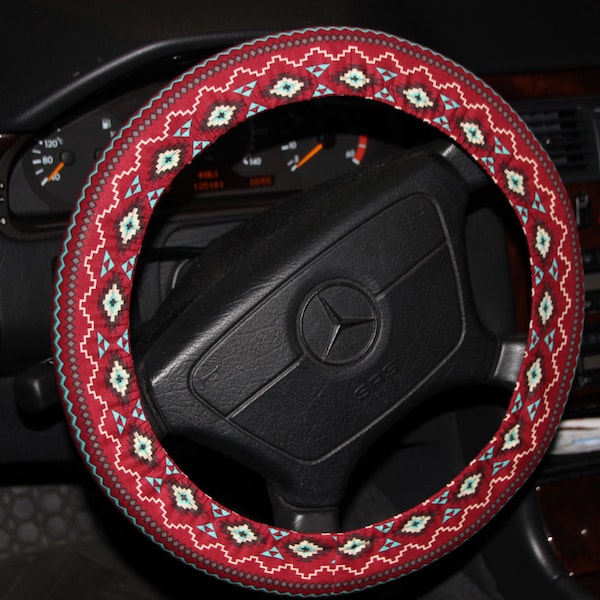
[299,282,379,365]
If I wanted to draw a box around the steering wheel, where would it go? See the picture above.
[53,27,583,595]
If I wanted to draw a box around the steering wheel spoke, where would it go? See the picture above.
[269,488,340,533]
[489,334,527,389]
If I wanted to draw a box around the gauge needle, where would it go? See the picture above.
[291,142,323,171]
[41,161,65,186]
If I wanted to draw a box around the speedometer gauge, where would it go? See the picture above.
[7,84,157,223]
[29,134,74,189]
[168,133,371,200]
[281,133,369,180]
[23,112,117,211]
[9,95,416,223]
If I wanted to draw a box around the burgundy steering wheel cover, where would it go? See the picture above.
[53,27,583,595]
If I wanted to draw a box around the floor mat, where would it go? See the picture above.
[0,481,499,599]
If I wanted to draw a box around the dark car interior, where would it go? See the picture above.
[2,1,600,598]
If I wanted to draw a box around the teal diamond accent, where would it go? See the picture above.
[117,329,129,352]
[207,104,237,128]
[544,329,556,351]
[532,192,546,213]
[492,460,510,475]
[536,227,551,258]
[109,362,130,398]
[380,538,401,552]
[433,490,449,505]
[549,259,559,281]
[479,446,495,460]
[147,188,164,208]
[132,399,146,421]
[375,520,394,534]
[101,251,115,277]
[223,524,257,541]
[516,206,529,224]
[377,67,398,81]
[234,80,257,96]
[212,503,231,519]
[440,94,460,110]
[494,136,510,155]
[262,546,284,560]
[443,508,461,523]
[165,457,179,476]
[121,256,136,280]
[269,527,290,541]
[306,64,330,77]
[433,115,451,131]
[103,284,124,322]
[197,523,218,539]
[538,292,554,325]
[401,515,431,534]
[146,476,162,494]
[192,140,210,157]
[173,118,192,137]
[480,156,495,173]
[172,485,197,511]
[97,332,110,358]
[511,392,523,414]
[506,170,525,196]
[459,473,483,497]
[339,537,369,556]
[290,540,323,559]
[111,410,127,435]
[528,399,541,420]
[534,266,544,285]
[125,175,142,199]
[246,102,267,117]
[374,87,395,102]
[313,84,334,97]
[529,329,540,350]
[503,424,521,450]
[118,208,141,245]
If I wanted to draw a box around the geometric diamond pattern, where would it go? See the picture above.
[53,26,584,596]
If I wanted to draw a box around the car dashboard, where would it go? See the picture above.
[2,2,600,599]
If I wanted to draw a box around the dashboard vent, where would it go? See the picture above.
[514,100,600,183]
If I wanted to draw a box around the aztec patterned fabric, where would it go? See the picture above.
[53,27,583,595]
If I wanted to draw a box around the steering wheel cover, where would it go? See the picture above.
[53,27,583,595]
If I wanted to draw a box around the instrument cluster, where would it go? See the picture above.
[6,89,437,232]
